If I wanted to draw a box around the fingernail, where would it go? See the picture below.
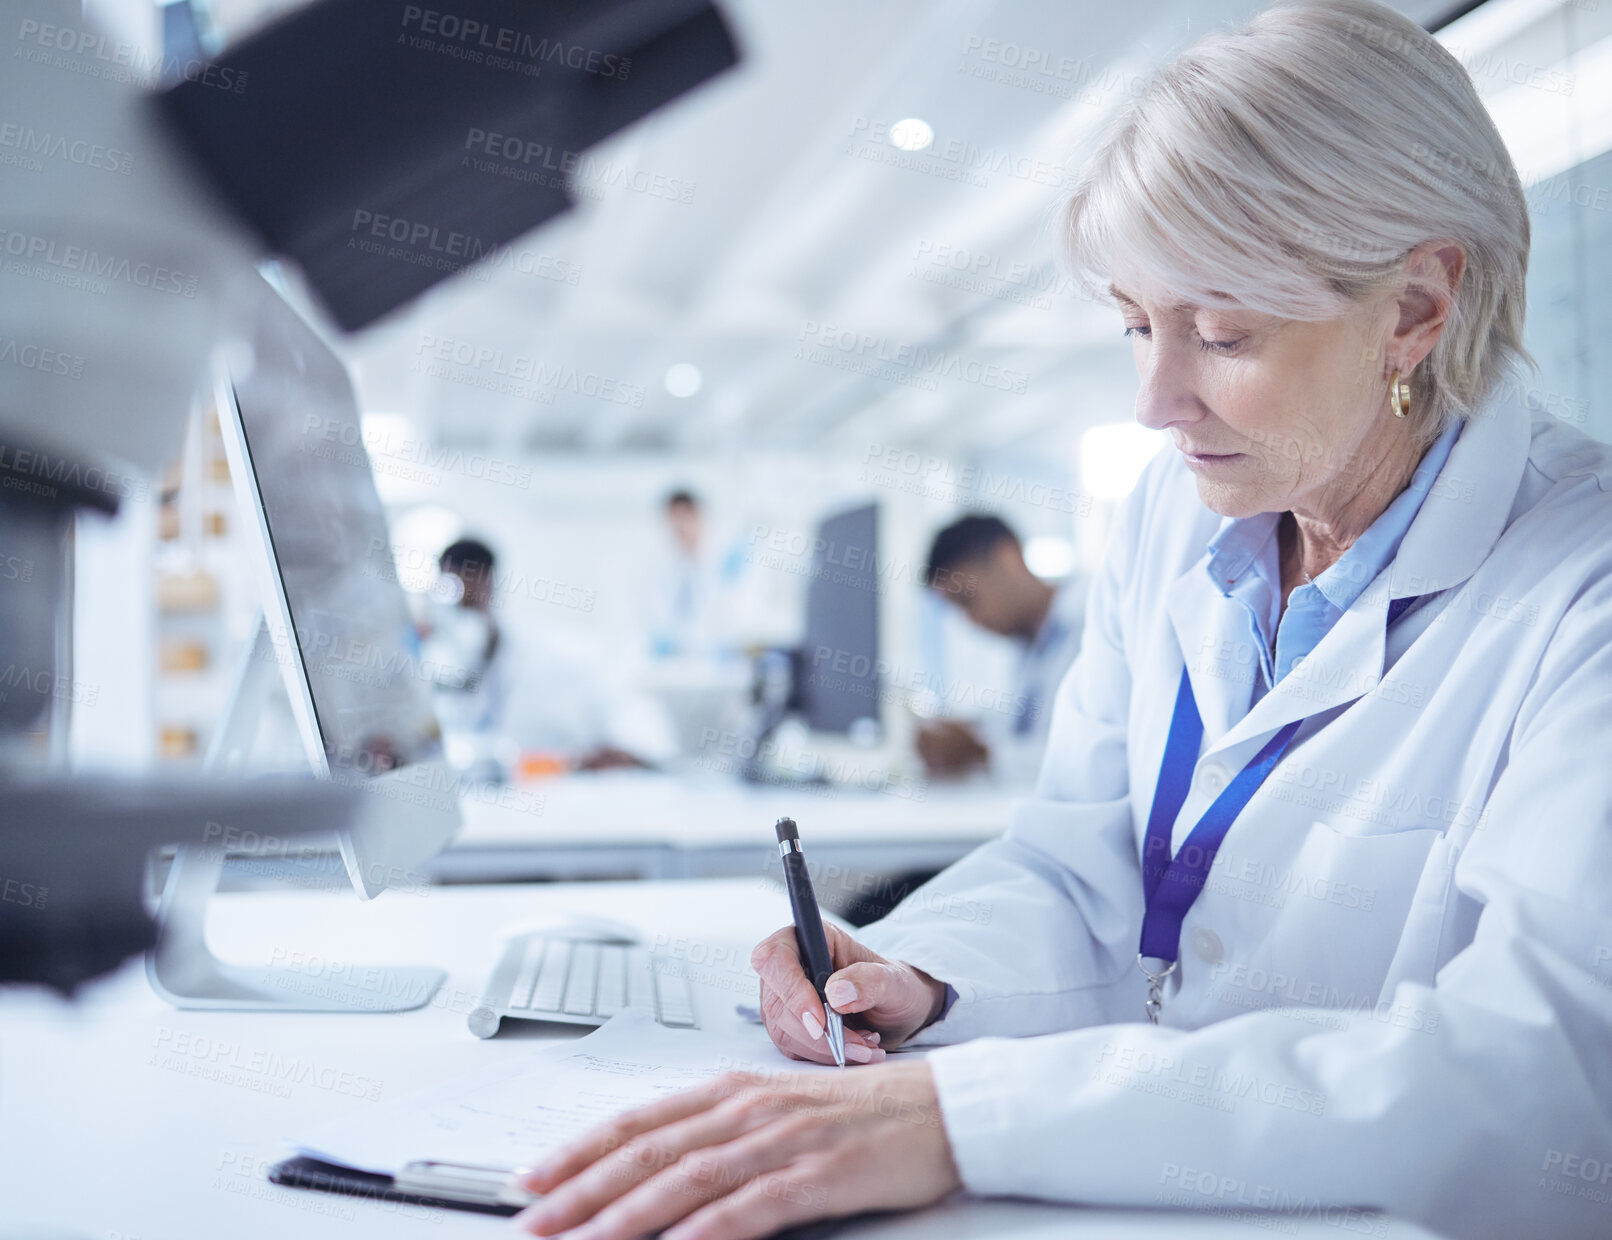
[825,979,857,1006]
[846,1042,883,1063]
[801,1009,824,1040]
[864,1031,881,1045]
[517,1159,554,1188]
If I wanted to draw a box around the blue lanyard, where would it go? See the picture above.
[1139,595,1417,966]
[1138,669,1299,961]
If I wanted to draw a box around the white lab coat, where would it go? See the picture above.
[858,402,1612,1239]
[428,618,678,765]
[646,545,738,658]
[977,578,1087,787]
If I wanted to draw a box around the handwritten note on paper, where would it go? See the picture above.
[294,1010,831,1177]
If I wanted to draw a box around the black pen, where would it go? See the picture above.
[774,816,845,1067]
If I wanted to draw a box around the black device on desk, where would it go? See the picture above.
[269,1155,851,1237]
[270,1156,532,1215]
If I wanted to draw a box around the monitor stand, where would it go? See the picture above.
[146,614,445,1011]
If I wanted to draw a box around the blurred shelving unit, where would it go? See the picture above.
[149,398,258,766]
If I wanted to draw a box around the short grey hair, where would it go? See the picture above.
[1062,0,1532,440]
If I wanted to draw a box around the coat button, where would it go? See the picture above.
[1196,762,1228,796]
[1192,927,1224,965]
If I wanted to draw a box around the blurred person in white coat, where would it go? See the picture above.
[916,514,1086,786]
[646,489,741,658]
[425,537,675,773]
[510,5,1612,1240]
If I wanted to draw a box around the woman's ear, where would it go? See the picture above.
[1392,241,1467,370]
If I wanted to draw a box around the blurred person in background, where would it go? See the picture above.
[647,489,745,658]
[916,514,1085,784]
[423,537,676,776]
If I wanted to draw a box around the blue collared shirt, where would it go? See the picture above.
[1206,419,1461,705]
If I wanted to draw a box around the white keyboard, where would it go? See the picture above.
[468,934,698,1039]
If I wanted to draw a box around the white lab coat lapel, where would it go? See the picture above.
[1387,403,1530,599]
[1166,557,1253,747]
[1212,586,1391,754]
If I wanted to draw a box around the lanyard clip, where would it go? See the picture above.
[1136,954,1178,1025]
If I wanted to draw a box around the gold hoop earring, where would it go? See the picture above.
[1388,370,1411,419]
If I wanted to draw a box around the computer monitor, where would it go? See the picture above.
[147,274,459,1012]
[794,502,881,740]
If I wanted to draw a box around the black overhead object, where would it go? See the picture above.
[157,0,739,330]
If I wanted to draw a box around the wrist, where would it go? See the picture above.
[910,966,949,1030]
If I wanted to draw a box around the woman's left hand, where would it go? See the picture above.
[513,1059,961,1240]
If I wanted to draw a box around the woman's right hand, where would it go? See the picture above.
[750,923,949,1065]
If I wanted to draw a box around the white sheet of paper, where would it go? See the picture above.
[294,1010,836,1176]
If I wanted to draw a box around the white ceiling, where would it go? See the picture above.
[253,0,1459,458]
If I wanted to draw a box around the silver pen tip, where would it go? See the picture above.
[825,1009,845,1068]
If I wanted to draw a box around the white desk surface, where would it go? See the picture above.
[455,771,1018,849]
[1,880,1431,1240]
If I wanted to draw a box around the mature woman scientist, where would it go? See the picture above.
[514,2,1612,1237]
